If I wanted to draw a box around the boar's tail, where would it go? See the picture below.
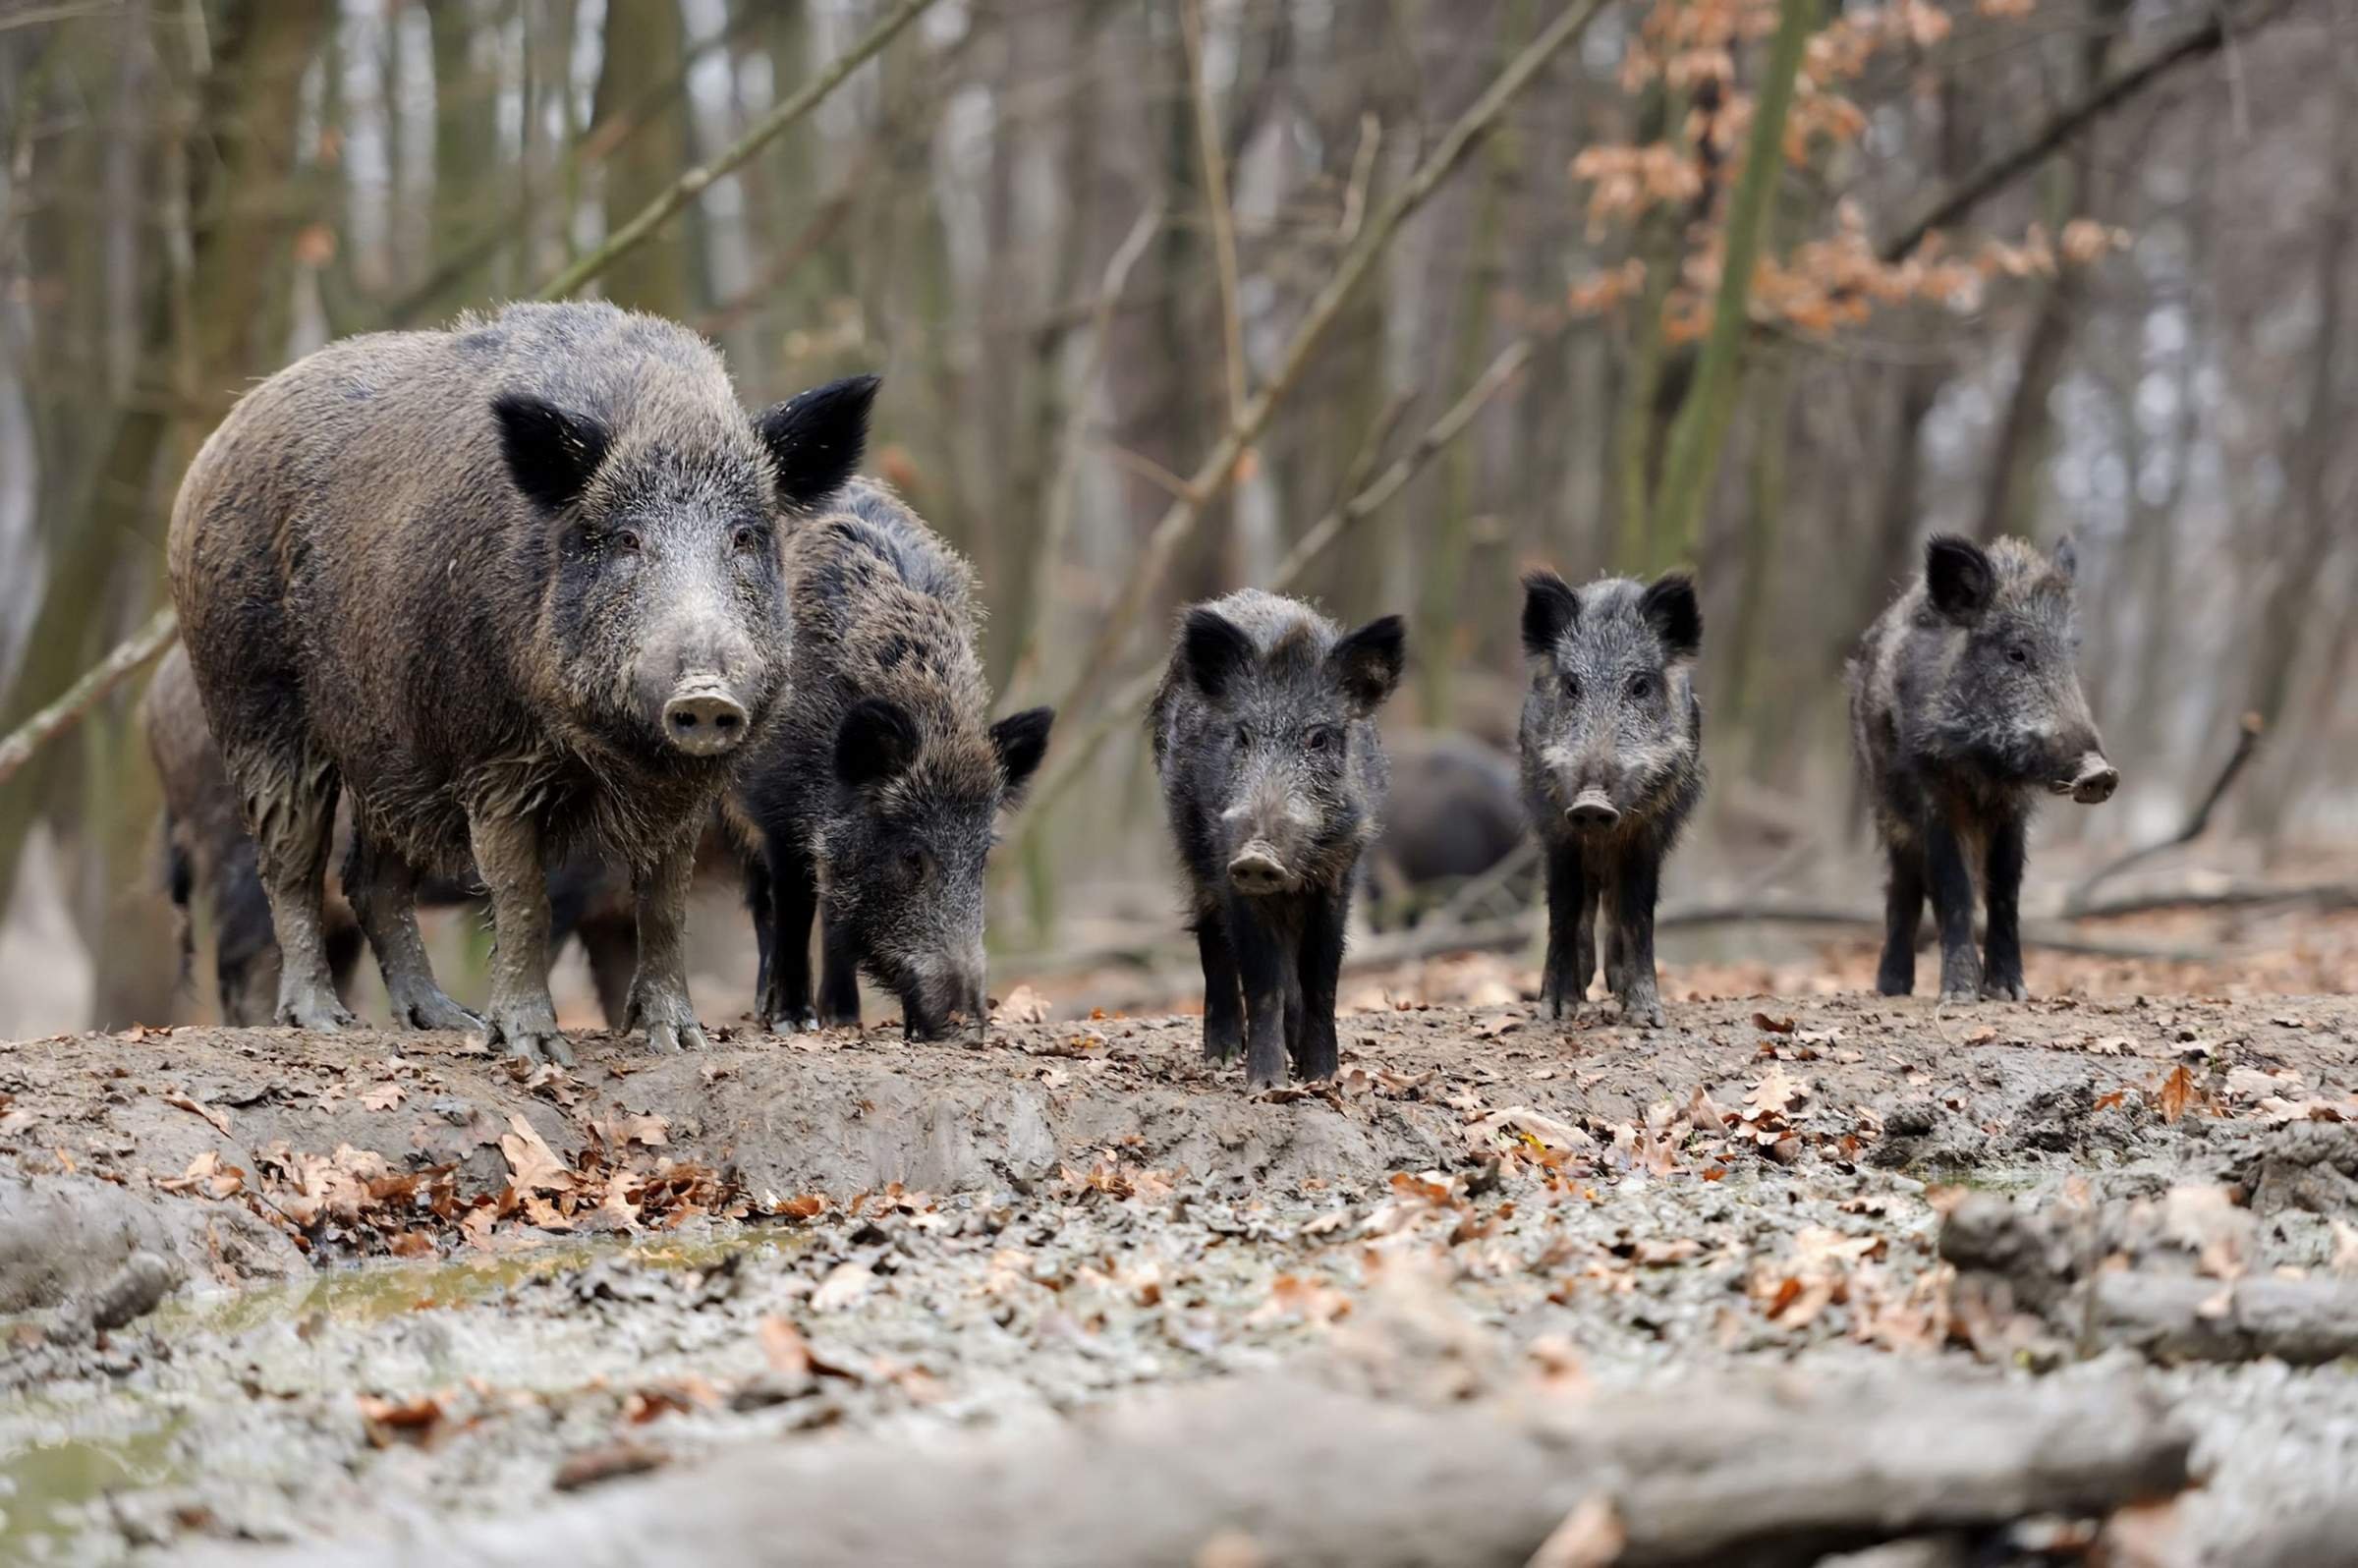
[158,808,195,992]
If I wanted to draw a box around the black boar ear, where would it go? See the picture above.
[492,394,610,514]
[2052,534,2079,582]
[1925,533,1995,621]
[1520,571,1578,659]
[1330,614,1407,717]
[990,706,1055,804]
[1640,572,1703,660]
[756,374,879,511]
[833,697,920,790]
[1180,609,1256,701]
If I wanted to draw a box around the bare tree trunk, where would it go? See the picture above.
[589,0,692,316]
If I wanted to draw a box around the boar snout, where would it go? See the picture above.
[901,956,989,1042]
[661,683,750,757]
[2068,753,2119,805]
[1565,788,1620,833]
[1228,842,1294,895]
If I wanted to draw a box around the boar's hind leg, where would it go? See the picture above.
[1539,839,1590,1020]
[346,834,481,1032]
[237,750,354,1032]
[758,841,820,1032]
[816,913,863,1031]
[1876,837,1926,996]
[624,828,707,1055]
[1924,814,1982,1004]
[1608,850,1666,1030]
[1194,912,1245,1063]
[1223,895,1291,1089]
[1979,812,2029,1001]
[575,910,639,1032]
[467,812,569,1064]
[1292,891,1348,1082]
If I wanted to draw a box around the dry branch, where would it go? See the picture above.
[1879,3,2284,264]
[264,1371,2191,1568]
[1048,0,1608,730]
[2067,712,2265,910]
[1181,0,1247,426]
[0,605,177,790]
[534,0,940,303]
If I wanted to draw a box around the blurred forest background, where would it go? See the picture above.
[1,0,2353,1035]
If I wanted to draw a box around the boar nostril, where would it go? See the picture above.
[1565,790,1619,832]
[1228,844,1289,894]
[661,690,750,756]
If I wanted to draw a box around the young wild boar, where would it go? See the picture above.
[1518,570,1704,1029]
[167,302,873,1062]
[1362,729,1531,931]
[732,480,1052,1040]
[1849,534,2119,1002]
[144,642,641,1025]
[1151,591,1405,1088]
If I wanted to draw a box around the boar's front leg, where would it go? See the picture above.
[1539,838,1590,1020]
[1608,846,1665,1030]
[467,811,569,1065]
[758,840,820,1032]
[346,833,481,1032]
[1224,894,1290,1090]
[1292,888,1348,1082]
[1194,909,1244,1063]
[1980,811,2029,1001]
[624,827,707,1055]
[1877,837,1926,997]
[1924,812,1983,1004]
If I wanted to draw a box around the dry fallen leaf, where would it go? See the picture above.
[759,1316,814,1377]
[362,1082,405,1112]
[500,1113,574,1194]
[993,983,1052,1026]
[811,1260,876,1313]
[357,1392,446,1447]
[552,1440,668,1492]
[1528,1495,1625,1568]
[163,1092,233,1138]
[1752,1011,1797,1035]
[156,1150,244,1200]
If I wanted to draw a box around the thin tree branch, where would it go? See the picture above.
[0,605,178,789]
[1182,0,1248,427]
[1048,0,1607,730]
[1877,4,2283,265]
[2066,711,2265,911]
[535,0,941,303]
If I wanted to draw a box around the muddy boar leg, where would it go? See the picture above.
[760,842,820,1032]
[466,812,569,1065]
[575,911,638,1033]
[1539,839,1589,1020]
[243,757,356,1031]
[742,856,775,1019]
[347,835,481,1031]
[816,910,864,1030]
[624,828,707,1055]
[1194,911,1245,1062]
[1608,849,1665,1029]
[1223,894,1290,1088]
[1980,811,2029,1002]
[1293,889,1348,1082]
[1924,813,1983,1004]
[1876,837,1926,996]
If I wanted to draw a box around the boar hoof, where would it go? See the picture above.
[1937,985,1980,1007]
[391,986,483,1033]
[1981,978,2029,1002]
[275,984,356,1033]
[496,1031,574,1067]
[641,1020,705,1055]
[1620,999,1666,1030]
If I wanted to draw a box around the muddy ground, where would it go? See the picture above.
[0,974,2352,1564]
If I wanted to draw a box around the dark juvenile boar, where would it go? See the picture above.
[144,642,642,1027]
[1849,534,2118,1002]
[732,480,1052,1039]
[1151,591,1404,1087]
[1518,570,1704,1028]
[167,302,872,1061]
[1363,729,1531,930]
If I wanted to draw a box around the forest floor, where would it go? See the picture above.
[0,946,2353,1564]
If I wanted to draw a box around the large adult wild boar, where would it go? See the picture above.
[167,302,874,1061]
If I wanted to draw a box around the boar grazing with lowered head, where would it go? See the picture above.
[732,479,1052,1040]
[1518,570,1705,1029]
[167,301,873,1061]
[1151,591,1404,1087]
[1849,534,2118,1003]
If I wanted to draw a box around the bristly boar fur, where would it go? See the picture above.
[733,479,1052,1039]
[1517,570,1705,1029]
[1848,533,2119,1003]
[1151,590,1404,1088]
[167,301,873,1062]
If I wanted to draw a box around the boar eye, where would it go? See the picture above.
[1233,724,1253,750]
[1304,726,1336,755]
[613,529,643,554]
[2006,644,2030,667]
[1560,674,1581,700]
[1626,673,1655,700]
[731,524,761,551]
[898,847,926,882]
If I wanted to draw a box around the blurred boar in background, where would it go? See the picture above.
[733,480,1052,1040]
[1518,571,1705,1029]
[142,644,639,1028]
[1363,730,1531,929]
[1152,591,1404,1087]
[1850,534,2118,1002]
[167,301,873,1062]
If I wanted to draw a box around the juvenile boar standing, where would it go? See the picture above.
[144,643,640,1026]
[732,480,1052,1039]
[1849,534,2118,1002]
[1517,571,1704,1028]
[1151,591,1404,1087]
[167,302,873,1061]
